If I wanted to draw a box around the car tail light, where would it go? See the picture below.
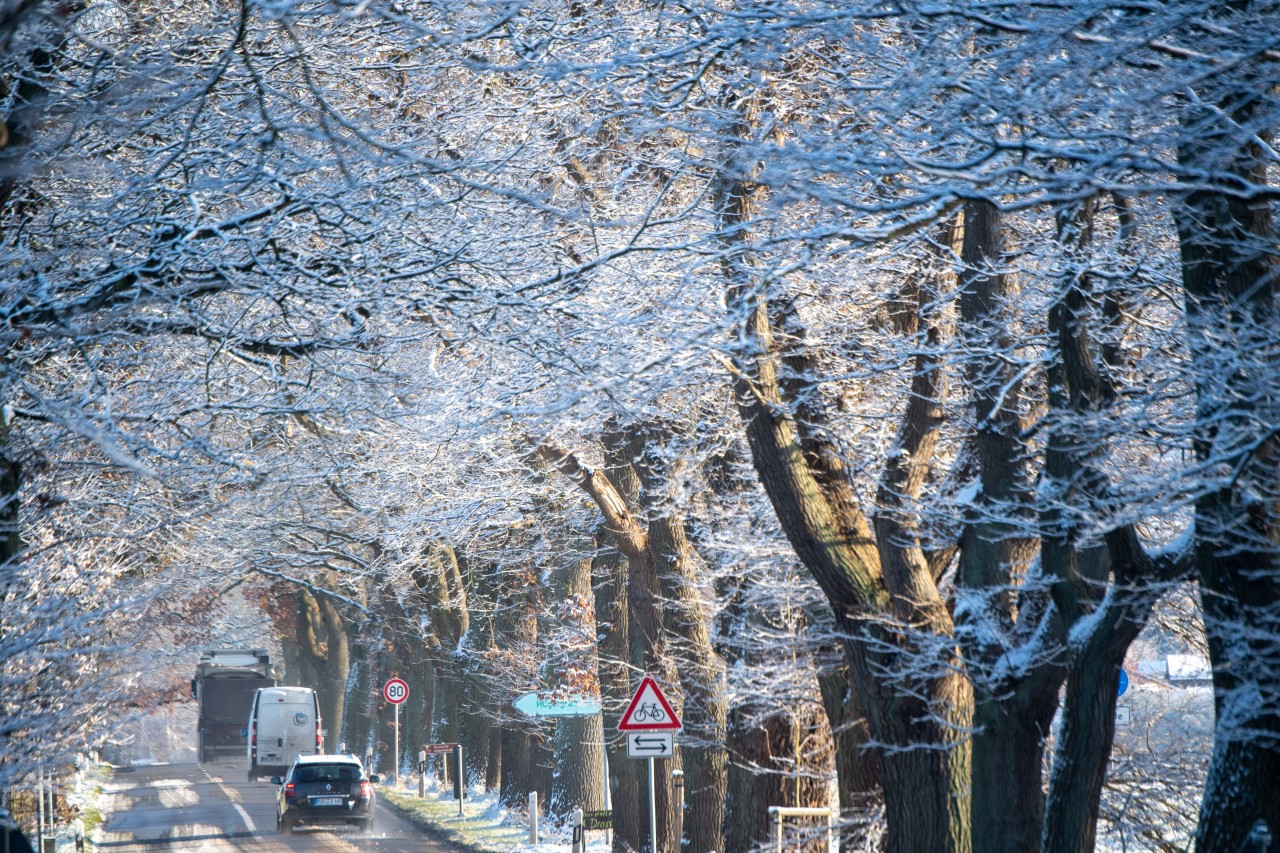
[284,782,296,799]
[360,781,372,799]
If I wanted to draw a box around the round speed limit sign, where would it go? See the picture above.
[383,677,409,705]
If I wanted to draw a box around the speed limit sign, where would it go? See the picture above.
[384,678,409,704]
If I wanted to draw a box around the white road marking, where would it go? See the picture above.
[198,765,258,833]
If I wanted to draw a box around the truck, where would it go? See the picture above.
[191,648,276,763]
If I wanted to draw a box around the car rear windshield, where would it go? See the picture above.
[294,764,360,784]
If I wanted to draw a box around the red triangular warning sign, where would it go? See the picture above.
[618,675,682,731]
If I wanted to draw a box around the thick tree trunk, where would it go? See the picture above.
[594,531,643,853]
[726,701,834,853]
[816,669,881,848]
[1174,61,1280,849]
[296,589,350,753]
[1041,584,1149,853]
[550,555,607,816]
[1035,196,1181,850]
[952,199,1061,853]
[621,423,728,853]
[318,596,349,752]
[719,179,971,853]
[495,556,550,811]
[537,438,678,853]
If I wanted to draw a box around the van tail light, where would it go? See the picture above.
[250,725,256,746]
[284,782,296,799]
[360,781,372,799]
[316,721,323,750]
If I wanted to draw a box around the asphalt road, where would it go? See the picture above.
[95,760,457,853]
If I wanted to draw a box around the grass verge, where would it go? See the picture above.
[379,787,527,853]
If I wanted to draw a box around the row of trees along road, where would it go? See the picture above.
[2,2,1278,852]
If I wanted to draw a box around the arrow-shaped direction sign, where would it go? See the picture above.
[627,731,674,759]
[512,692,602,718]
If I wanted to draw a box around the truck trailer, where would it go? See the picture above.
[192,649,275,763]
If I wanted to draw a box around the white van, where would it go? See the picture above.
[247,686,322,781]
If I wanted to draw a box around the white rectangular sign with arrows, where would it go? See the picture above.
[627,731,674,759]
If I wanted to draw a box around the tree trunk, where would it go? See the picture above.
[817,669,882,849]
[620,422,728,853]
[952,199,1062,853]
[536,437,677,853]
[318,596,349,752]
[1173,44,1280,849]
[0,405,21,572]
[296,588,350,753]
[595,529,643,853]
[550,555,607,815]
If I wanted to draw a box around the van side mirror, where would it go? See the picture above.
[368,775,380,784]
[270,776,283,785]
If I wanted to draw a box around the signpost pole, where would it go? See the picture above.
[393,701,400,784]
[648,756,658,853]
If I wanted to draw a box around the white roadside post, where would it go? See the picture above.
[672,769,684,852]
[528,792,539,845]
[418,750,427,797]
[571,808,584,853]
[455,744,464,817]
[37,768,45,843]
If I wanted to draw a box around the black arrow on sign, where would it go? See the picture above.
[634,736,669,753]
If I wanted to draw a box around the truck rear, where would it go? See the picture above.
[192,649,275,763]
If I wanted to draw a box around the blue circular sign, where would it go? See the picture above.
[1118,669,1129,697]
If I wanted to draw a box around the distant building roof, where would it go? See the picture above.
[1167,654,1211,680]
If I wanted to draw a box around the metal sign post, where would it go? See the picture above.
[648,757,657,853]
[383,678,409,783]
[618,675,682,853]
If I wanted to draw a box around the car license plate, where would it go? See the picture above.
[311,796,344,806]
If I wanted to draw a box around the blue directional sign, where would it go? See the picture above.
[1118,669,1129,697]
[513,692,601,718]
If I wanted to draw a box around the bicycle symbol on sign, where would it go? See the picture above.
[632,702,666,723]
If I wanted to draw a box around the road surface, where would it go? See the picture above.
[95,760,457,853]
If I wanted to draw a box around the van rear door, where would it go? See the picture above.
[281,697,317,761]
[256,697,289,768]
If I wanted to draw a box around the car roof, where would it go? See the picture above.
[294,754,362,765]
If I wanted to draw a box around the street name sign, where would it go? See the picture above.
[627,731,674,758]
[617,675,682,731]
[512,692,602,718]
[424,742,460,754]
[383,678,409,704]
